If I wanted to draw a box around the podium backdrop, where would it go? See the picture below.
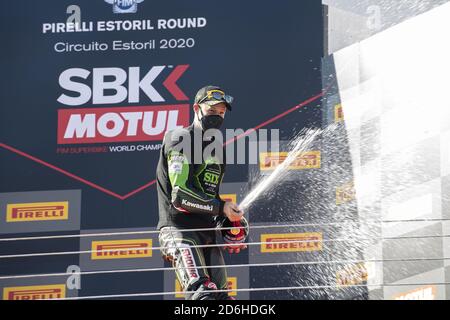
[0,0,325,300]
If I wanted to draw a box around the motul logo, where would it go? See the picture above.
[57,104,190,144]
[91,239,153,260]
[261,233,323,253]
[57,65,189,106]
[3,285,66,300]
[6,202,69,222]
[259,151,321,171]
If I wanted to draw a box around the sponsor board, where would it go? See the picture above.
[336,263,368,286]
[79,228,162,271]
[3,284,66,300]
[6,201,69,222]
[227,277,238,297]
[260,232,323,253]
[91,239,152,260]
[259,151,321,171]
[220,194,237,204]
[336,181,355,205]
[0,190,81,234]
[334,103,344,122]
[392,286,436,300]
[383,267,445,300]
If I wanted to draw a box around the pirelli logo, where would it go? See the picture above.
[259,151,321,171]
[393,286,436,300]
[221,194,237,204]
[175,277,237,298]
[336,181,356,205]
[6,202,69,222]
[91,239,153,260]
[3,284,66,300]
[261,233,323,253]
[175,279,184,298]
[227,277,237,297]
[334,103,344,122]
[336,263,368,286]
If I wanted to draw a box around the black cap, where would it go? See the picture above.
[194,85,232,111]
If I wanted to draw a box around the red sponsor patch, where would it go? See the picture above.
[57,104,190,144]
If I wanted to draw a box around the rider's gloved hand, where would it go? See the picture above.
[223,202,244,222]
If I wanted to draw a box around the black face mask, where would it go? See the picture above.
[198,108,224,130]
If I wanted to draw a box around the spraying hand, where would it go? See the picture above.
[223,202,244,222]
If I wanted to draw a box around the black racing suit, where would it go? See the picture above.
[156,124,230,300]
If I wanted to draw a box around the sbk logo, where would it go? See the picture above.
[57,65,189,106]
[57,65,190,144]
